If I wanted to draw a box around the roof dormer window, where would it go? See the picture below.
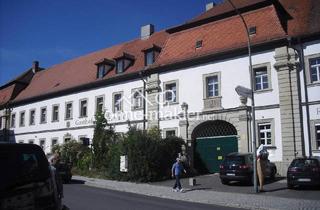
[114,53,135,74]
[95,58,115,79]
[142,44,161,66]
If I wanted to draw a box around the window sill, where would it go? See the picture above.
[29,124,35,126]
[79,116,88,119]
[65,118,73,121]
[52,120,59,123]
[307,81,320,87]
[40,122,47,124]
[254,88,273,94]
[264,146,277,150]
[132,107,143,111]
[164,101,179,106]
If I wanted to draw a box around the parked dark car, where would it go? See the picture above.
[287,157,320,189]
[0,143,63,210]
[219,152,277,185]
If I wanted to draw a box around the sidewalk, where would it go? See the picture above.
[72,175,320,210]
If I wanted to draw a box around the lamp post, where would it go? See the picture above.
[227,0,258,193]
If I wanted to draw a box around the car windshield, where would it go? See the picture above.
[0,145,50,192]
[224,156,245,165]
[291,159,319,168]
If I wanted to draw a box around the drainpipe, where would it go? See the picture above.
[289,37,311,157]
[297,39,312,157]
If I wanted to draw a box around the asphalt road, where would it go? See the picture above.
[62,182,242,210]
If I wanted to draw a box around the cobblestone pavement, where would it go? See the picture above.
[72,175,320,210]
[152,174,320,201]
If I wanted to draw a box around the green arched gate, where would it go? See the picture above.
[193,120,238,173]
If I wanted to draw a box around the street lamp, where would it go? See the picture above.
[227,0,258,193]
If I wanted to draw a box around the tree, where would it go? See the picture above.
[92,110,117,169]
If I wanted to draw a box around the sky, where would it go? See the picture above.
[0,0,223,86]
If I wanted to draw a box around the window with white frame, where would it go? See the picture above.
[40,107,47,124]
[254,67,269,91]
[52,105,59,122]
[65,102,73,120]
[113,92,123,112]
[258,123,272,146]
[39,139,46,150]
[132,89,143,110]
[165,82,177,103]
[166,130,176,137]
[163,128,178,138]
[252,63,272,91]
[206,75,219,97]
[96,96,104,113]
[51,138,58,147]
[19,111,25,127]
[29,109,35,125]
[80,99,88,117]
[310,57,320,83]
[64,137,71,143]
[18,140,24,144]
[316,124,320,150]
[10,113,16,128]
[28,139,34,144]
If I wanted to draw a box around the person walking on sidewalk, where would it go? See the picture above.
[172,157,186,192]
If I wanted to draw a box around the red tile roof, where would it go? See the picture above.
[6,0,319,103]
[14,31,168,102]
[187,0,267,24]
[0,84,15,106]
[279,0,320,37]
[154,5,286,67]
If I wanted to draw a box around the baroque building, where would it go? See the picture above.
[1,0,320,176]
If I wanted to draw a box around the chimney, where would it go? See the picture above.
[206,2,216,11]
[141,24,154,40]
[32,61,40,73]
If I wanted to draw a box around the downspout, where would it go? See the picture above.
[298,39,312,157]
[289,37,312,157]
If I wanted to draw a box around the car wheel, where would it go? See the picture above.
[221,179,229,185]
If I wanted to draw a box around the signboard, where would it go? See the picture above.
[120,155,128,172]
[235,85,252,99]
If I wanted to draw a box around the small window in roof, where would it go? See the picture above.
[196,40,203,49]
[95,58,115,79]
[114,53,135,74]
[116,59,125,74]
[249,26,256,35]
[146,51,154,66]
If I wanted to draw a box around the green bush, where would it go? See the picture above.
[116,128,184,182]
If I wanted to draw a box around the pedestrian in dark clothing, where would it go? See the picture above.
[171,158,186,192]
